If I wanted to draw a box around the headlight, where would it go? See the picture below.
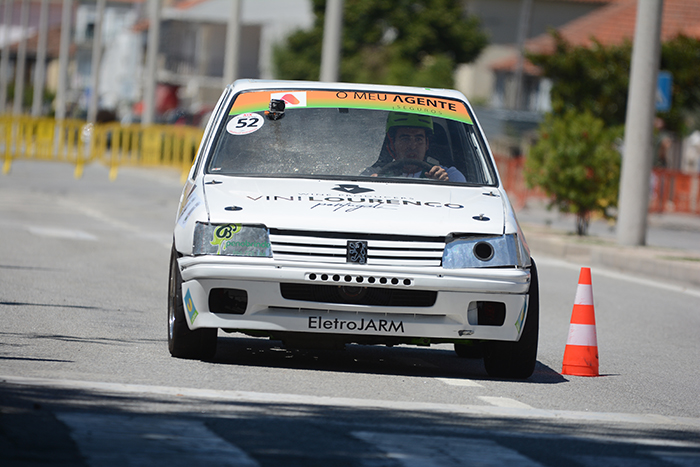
[193,223,272,257]
[442,233,527,269]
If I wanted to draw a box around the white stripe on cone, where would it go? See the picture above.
[566,323,598,347]
[574,284,594,306]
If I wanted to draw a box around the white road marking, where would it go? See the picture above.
[536,256,700,298]
[28,226,97,241]
[56,198,171,248]
[615,438,700,449]
[57,199,140,235]
[353,431,543,467]
[3,375,699,428]
[649,450,700,467]
[478,396,533,409]
[436,377,483,387]
[574,455,659,467]
[56,412,259,467]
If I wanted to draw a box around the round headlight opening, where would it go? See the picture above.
[473,241,494,261]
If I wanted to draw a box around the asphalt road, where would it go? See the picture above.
[1,160,699,466]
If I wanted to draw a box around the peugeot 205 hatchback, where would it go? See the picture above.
[169,80,539,379]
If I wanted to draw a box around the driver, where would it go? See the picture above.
[366,113,466,182]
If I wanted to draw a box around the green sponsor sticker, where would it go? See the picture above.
[194,223,272,257]
[210,224,242,254]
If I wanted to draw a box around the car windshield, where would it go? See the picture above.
[206,89,497,186]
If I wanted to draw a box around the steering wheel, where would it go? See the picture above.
[378,159,435,177]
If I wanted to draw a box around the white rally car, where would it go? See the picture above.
[169,80,539,379]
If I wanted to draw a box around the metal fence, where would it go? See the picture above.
[494,155,700,215]
[1,115,203,181]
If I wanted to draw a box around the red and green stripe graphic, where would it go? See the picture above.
[230,90,473,124]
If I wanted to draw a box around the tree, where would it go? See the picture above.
[273,0,488,88]
[528,31,700,135]
[525,110,623,236]
[525,32,700,234]
[659,35,700,135]
[527,32,631,128]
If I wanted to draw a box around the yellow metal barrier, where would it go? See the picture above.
[1,115,12,174]
[1,114,203,181]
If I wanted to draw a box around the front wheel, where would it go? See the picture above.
[168,247,217,360]
[482,258,539,379]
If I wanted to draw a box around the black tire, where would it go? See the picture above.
[454,342,483,358]
[483,258,539,379]
[168,247,217,360]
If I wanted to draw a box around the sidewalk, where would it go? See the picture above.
[516,202,700,290]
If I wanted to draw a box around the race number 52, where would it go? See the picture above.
[226,113,264,135]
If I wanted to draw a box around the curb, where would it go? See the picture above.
[522,223,700,290]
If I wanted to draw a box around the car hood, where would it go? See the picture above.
[203,177,505,237]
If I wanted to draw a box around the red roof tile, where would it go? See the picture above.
[526,0,700,54]
[492,0,700,72]
[8,26,65,58]
[491,56,544,76]
[171,0,210,9]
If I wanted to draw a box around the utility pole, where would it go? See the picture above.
[319,0,343,82]
[617,0,664,246]
[31,0,49,117]
[223,0,241,86]
[12,0,28,115]
[87,0,106,124]
[55,0,72,120]
[513,0,533,110]
[0,0,14,114]
[142,0,161,126]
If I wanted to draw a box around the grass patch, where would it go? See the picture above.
[658,255,700,263]
[567,235,614,246]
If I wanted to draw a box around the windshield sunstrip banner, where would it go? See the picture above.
[230,90,473,125]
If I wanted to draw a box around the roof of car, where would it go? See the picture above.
[227,79,470,103]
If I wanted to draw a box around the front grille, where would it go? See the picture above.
[269,229,445,267]
[280,283,437,307]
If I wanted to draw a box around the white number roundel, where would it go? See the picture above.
[226,113,264,135]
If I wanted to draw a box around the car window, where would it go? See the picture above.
[206,90,497,186]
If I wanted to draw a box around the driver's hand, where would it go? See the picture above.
[426,165,448,181]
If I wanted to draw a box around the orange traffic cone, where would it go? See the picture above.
[562,267,599,376]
